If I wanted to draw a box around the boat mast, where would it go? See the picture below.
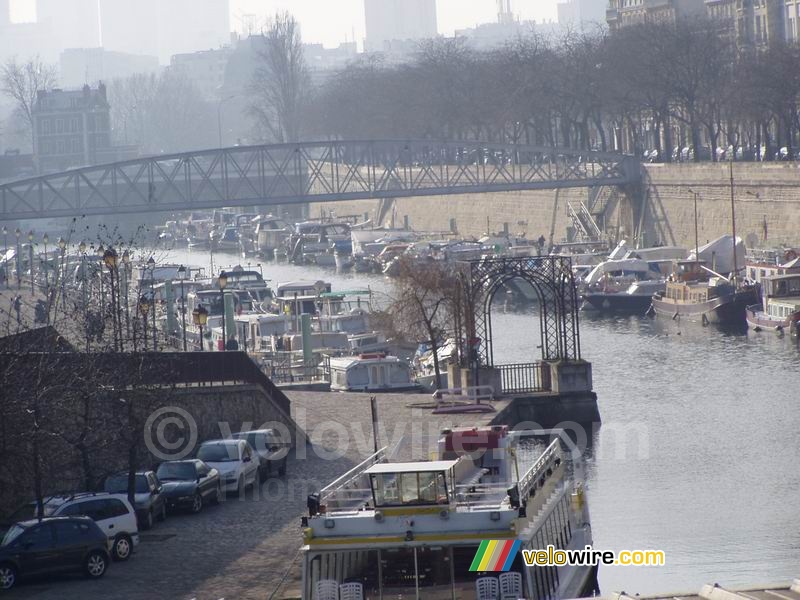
[729,159,738,282]
[689,188,700,267]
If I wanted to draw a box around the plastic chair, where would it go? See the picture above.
[314,579,339,600]
[476,576,500,600]
[499,571,523,599]
[339,581,364,600]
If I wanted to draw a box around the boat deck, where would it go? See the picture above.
[607,580,800,600]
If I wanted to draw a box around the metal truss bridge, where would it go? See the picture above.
[0,140,641,221]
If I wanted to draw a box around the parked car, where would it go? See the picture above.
[156,459,222,514]
[103,471,167,530]
[231,429,290,479]
[0,517,110,590]
[196,439,260,495]
[5,493,139,561]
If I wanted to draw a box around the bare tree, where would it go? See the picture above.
[249,12,311,142]
[0,57,57,159]
[389,257,458,389]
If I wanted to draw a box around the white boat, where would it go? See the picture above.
[328,353,421,392]
[300,426,596,599]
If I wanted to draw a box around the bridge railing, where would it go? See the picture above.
[497,362,551,394]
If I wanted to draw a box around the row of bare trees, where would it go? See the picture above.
[310,19,800,161]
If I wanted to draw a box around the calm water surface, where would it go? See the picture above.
[168,249,800,594]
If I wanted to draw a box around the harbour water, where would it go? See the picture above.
[167,248,800,594]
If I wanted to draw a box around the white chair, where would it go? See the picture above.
[476,576,500,600]
[339,581,364,600]
[499,571,523,599]
[314,579,339,600]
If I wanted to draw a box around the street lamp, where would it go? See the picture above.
[103,247,120,351]
[122,250,131,342]
[27,231,34,294]
[2,226,7,289]
[148,256,157,351]
[139,295,151,350]
[42,233,49,290]
[178,264,188,351]
[14,228,21,289]
[218,270,228,351]
[192,304,208,351]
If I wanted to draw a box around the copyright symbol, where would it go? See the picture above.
[144,406,198,461]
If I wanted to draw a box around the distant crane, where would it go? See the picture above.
[497,0,515,24]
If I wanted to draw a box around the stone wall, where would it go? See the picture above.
[310,162,800,249]
[0,382,300,518]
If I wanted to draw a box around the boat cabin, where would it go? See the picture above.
[760,273,800,318]
[328,354,418,392]
[301,427,589,599]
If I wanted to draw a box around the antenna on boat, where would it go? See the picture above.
[729,158,738,283]
[688,188,700,269]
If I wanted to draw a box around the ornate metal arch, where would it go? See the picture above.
[460,256,581,365]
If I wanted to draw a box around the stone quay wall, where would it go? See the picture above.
[310,162,800,249]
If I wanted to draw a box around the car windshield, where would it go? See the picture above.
[156,462,196,481]
[197,444,238,462]
[104,474,148,494]
[1,524,27,547]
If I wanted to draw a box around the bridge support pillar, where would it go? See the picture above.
[547,360,593,394]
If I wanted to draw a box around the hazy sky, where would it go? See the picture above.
[10,0,560,48]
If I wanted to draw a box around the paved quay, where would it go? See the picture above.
[3,391,506,600]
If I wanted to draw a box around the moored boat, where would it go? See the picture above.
[582,279,665,314]
[746,273,800,334]
[300,426,596,599]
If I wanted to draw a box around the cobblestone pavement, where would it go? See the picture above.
[4,392,503,599]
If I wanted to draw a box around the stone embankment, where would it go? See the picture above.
[311,162,800,250]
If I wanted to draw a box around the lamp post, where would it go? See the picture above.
[218,270,228,351]
[27,231,34,294]
[178,264,188,351]
[97,244,105,307]
[1,226,7,288]
[148,256,157,351]
[139,295,151,350]
[192,305,208,351]
[14,228,21,290]
[103,247,120,351]
[122,250,131,343]
[57,237,66,309]
[42,233,49,290]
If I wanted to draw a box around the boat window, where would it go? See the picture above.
[389,364,411,384]
[349,366,369,386]
[371,471,447,507]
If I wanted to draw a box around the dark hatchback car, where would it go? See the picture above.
[103,471,167,530]
[0,517,110,590]
[156,459,222,514]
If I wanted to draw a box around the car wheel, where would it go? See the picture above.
[158,502,167,522]
[0,563,17,590]
[142,509,154,530]
[113,534,132,561]
[212,484,222,505]
[85,551,107,579]
[191,492,203,514]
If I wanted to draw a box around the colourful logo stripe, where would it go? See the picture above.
[469,540,491,571]
[478,540,500,571]
[500,540,521,571]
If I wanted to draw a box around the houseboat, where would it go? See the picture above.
[328,353,420,393]
[651,260,757,325]
[300,426,596,599]
[746,273,800,334]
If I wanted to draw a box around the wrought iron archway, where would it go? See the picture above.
[460,256,581,367]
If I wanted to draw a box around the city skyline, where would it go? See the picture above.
[9,0,561,49]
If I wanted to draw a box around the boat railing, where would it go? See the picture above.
[320,447,387,511]
[518,439,562,501]
[453,482,512,510]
